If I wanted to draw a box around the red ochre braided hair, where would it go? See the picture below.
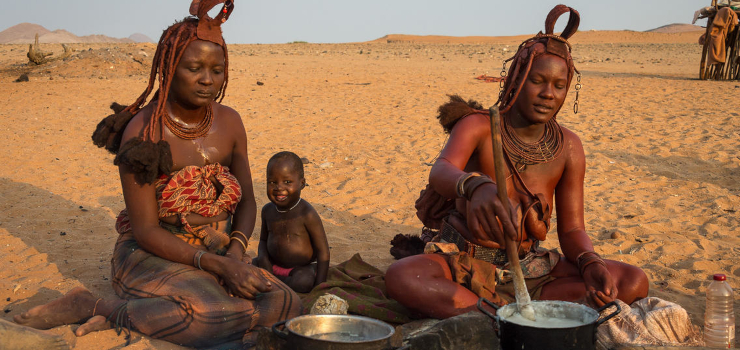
[437,5,581,134]
[92,0,234,184]
[497,4,580,117]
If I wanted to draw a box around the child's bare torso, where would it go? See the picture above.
[263,205,315,268]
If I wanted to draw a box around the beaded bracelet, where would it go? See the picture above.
[576,251,607,276]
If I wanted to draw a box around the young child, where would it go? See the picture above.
[254,151,330,293]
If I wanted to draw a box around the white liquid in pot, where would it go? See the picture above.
[503,312,587,328]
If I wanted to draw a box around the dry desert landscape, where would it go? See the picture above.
[0,28,739,349]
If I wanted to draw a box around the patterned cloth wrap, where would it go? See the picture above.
[116,163,241,253]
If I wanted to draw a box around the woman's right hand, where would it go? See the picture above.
[465,182,519,248]
[206,254,272,299]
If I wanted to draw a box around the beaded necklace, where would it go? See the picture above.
[501,113,563,172]
[164,103,213,140]
[276,198,301,213]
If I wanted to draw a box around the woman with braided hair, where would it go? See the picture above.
[386,5,648,318]
[14,1,300,347]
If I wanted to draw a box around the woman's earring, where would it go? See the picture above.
[573,72,582,114]
[498,60,508,101]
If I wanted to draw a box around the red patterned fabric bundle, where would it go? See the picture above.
[116,163,241,234]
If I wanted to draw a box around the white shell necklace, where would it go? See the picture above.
[275,198,301,213]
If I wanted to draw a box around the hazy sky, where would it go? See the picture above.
[2,0,707,44]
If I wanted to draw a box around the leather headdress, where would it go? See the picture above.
[189,0,234,46]
[498,4,580,117]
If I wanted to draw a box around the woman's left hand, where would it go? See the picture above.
[582,263,618,307]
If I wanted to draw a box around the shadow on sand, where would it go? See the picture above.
[599,150,740,193]
[0,177,419,319]
[0,178,120,321]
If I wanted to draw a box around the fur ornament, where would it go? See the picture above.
[390,233,426,260]
[91,102,134,154]
[114,138,173,185]
[437,95,488,133]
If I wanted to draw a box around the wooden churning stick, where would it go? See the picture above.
[489,105,536,321]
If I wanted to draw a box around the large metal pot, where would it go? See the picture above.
[477,298,621,350]
[272,314,395,350]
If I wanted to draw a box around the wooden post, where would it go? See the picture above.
[733,24,740,79]
[700,16,713,80]
[726,24,739,80]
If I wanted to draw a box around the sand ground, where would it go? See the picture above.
[0,29,738,349]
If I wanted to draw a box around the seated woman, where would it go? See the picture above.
[13,1,301,347]
[385,5,649,319]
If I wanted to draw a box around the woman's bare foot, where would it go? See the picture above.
[74,315,110,337]
[13,287,97,330]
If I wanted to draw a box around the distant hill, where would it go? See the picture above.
[128,33,155,43]
[371,26,706,45]
[646,23,705,33]
[35,29,81,44]
[372,34,530,45]
[0,23,51,43]
[0,23,136,44]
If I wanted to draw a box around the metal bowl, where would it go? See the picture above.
[273,314,395,350]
